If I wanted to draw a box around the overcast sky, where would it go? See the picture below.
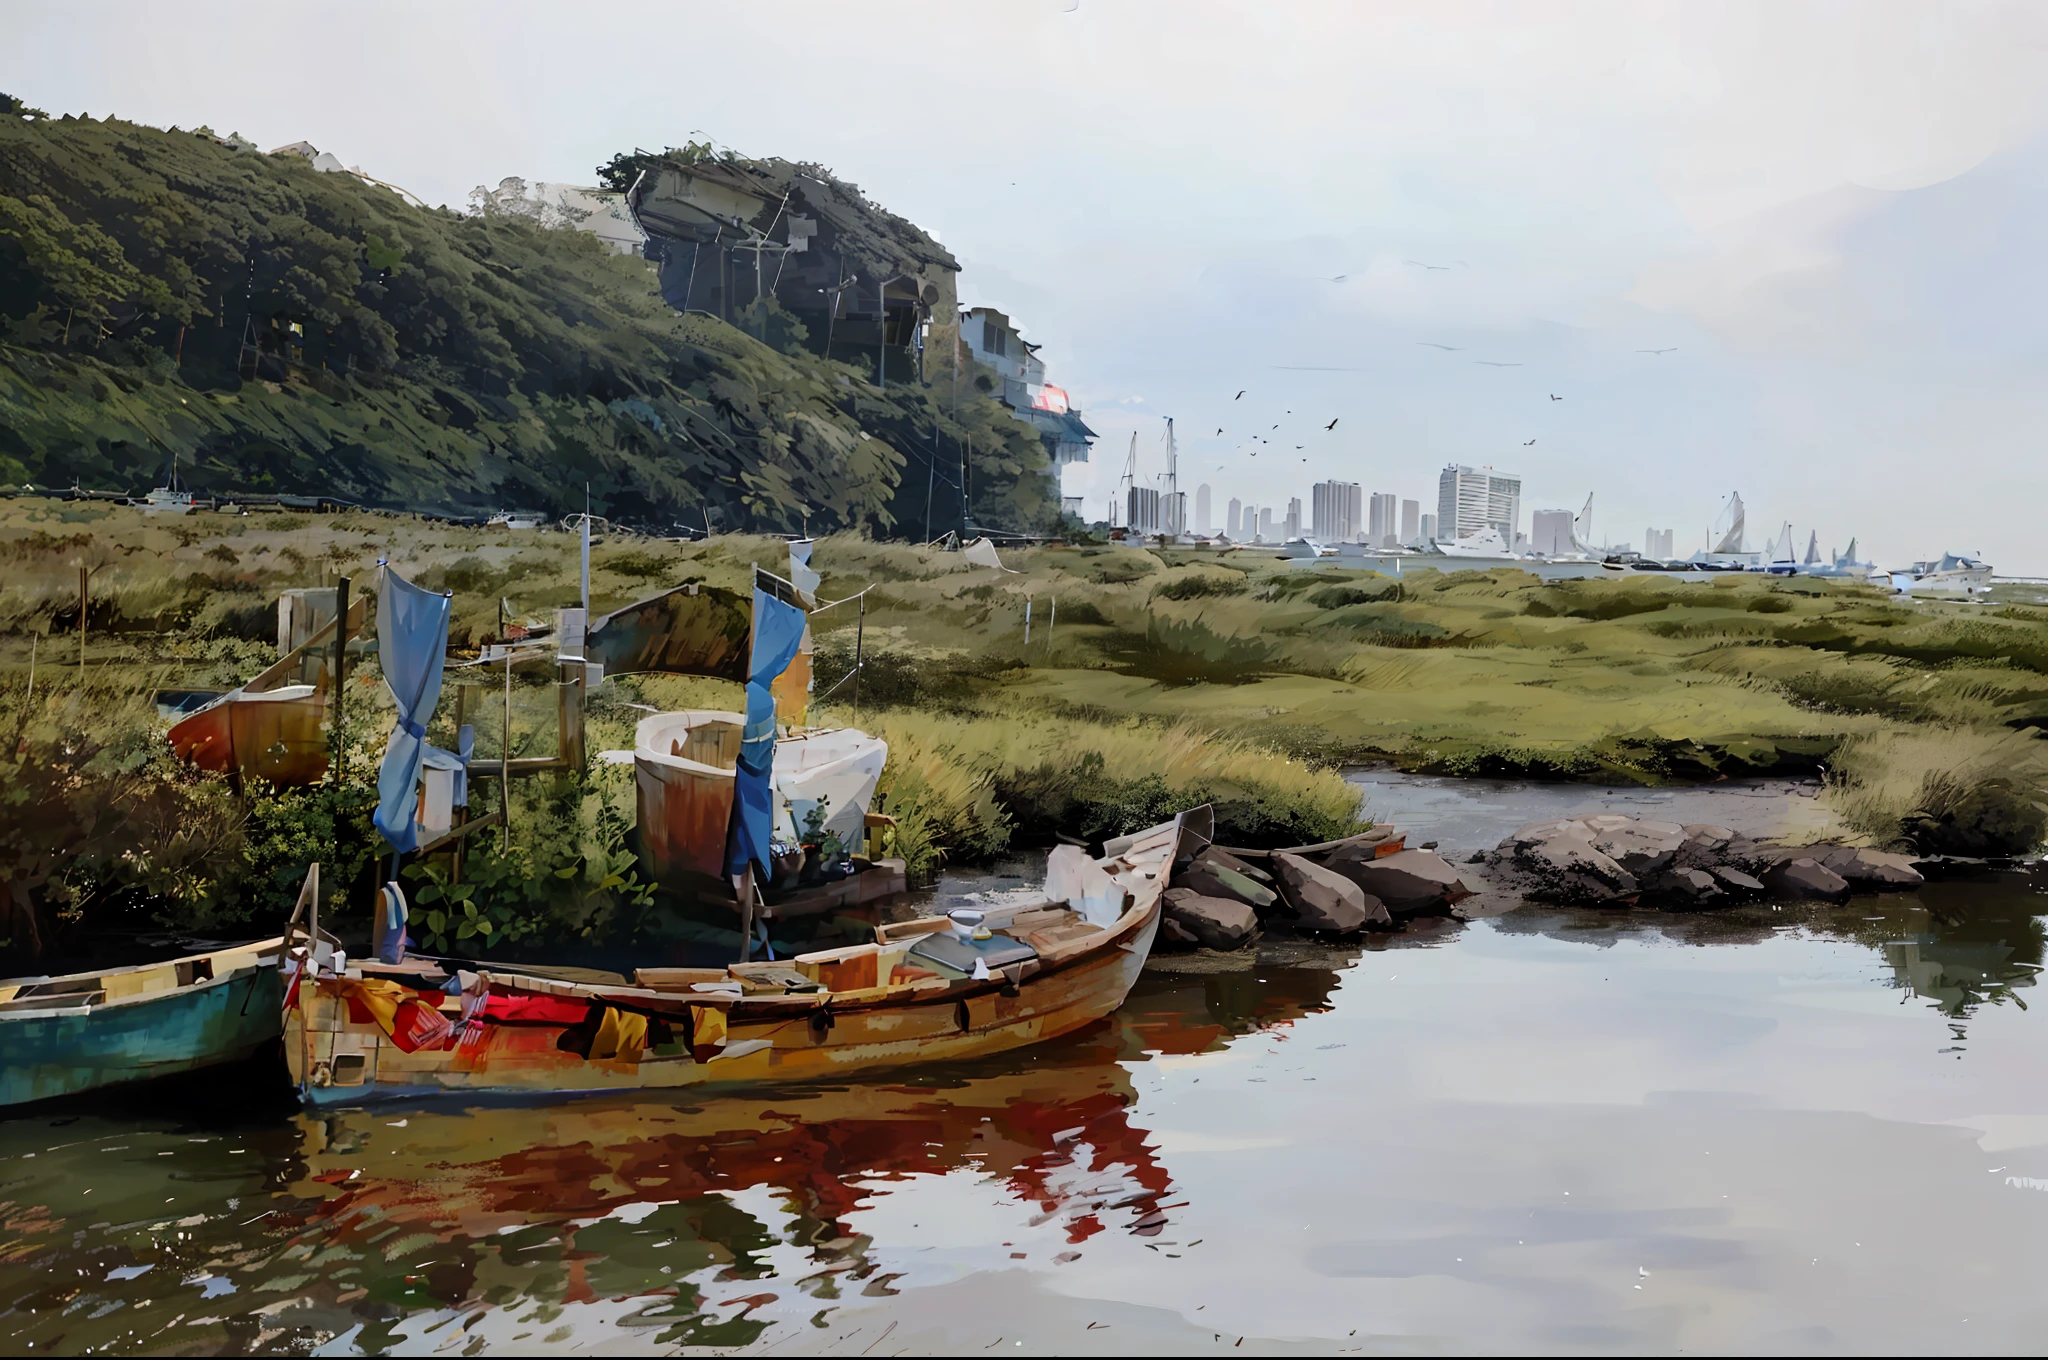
[13,1,2048,568]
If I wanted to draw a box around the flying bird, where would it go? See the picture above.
[1216,427,1223,435]
[1475,361,1522,367]
[1319,274,1349,283]
[1417,343,1463,352]
[1638,347,1678,355]
[1325,417,1339,430]
[1523,439,1536,446]
[1550,394,1562,401]
[1234,390,1245,400]
[1405,260,1450,271]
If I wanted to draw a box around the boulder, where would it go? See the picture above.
[1710,866,1766,894]
[1157,913,1200,951]
[1320,847,1468,914]
[1682,824,1737,851]
[1502,817,1577,850]
[1271,853,1389,933]
[1520,833,1639,903]
[1653,867,1725,907]
[1811,846,1925,888]
[1762,857,1851,901]
[1176,862,1279,913]
[1163,889,1261,950]
[1584,819,1687,877]
[1194,845,1274,885]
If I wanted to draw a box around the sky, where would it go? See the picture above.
[11,0,2048,569]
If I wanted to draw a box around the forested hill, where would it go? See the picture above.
[0,98,1054,534]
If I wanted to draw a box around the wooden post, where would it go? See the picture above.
[851,593,865,724]
[736,866,757,964]
[329,575,350,783]
[77,566,87,672]
[300,861,320,1099]
[501,646,512,853]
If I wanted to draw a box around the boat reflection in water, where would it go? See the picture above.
[0,942,1360,1354]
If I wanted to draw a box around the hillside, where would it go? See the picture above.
[0,98,1055,534]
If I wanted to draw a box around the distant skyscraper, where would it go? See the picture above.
[1368,492,1399,548]
[1196,483,1212,533]
[1285,498,1302,539]
[1311,480,1362,541]
[1531,509,1575,556]
[1163,491,1187,536]
[1127,486,1161,534]
[1437,465,1521,543]
[1227,496,1243,539]
[1258,506,1276,540]
[1645,528,1674,559]
[1420,513,1437,543]
[1401,499,1420,545]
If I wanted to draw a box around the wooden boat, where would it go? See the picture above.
[283,811,1204,1104]
[0,939,286,1107]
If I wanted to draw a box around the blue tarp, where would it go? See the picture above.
[373,568,453,855]
[723,583,809,882]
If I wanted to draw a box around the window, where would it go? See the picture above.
[983,318,1006,357]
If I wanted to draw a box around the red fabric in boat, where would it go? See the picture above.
[480,990,593,1027]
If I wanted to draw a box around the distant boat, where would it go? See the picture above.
[128,453,194,514]
[487,511,544,530]
[1281,537,1335,559]
[1893,553,1993,595]
[1436,526,1517,559]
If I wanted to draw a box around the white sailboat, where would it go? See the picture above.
[130,452,195,514]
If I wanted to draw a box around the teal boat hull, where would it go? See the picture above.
[0,967,284,1108]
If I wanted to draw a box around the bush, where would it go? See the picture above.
[1154,573,1249,602]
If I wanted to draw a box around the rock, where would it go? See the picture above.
[1762,857,1851,901]
[1163,890,1261,950]
[1502,817,1576,850]
[1811,846,1925,888]
[1176,862,1279,913]
[1682,824,1737,851]
[1271,853,1389,933]
[1710,866,1765,894]
[1653,867,1726,907]
[1521,833,1639,903]
[1157,913,1200,951]
[1320,847,1468,914]
[1584,819,1687,876]
[1194,845,1274,885]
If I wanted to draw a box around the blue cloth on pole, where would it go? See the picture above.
[373,569,452,855]
[724,584,808,880]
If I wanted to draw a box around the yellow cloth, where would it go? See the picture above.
[590,1006,648,1063]
[689,1004,727,1056]
[343,978,410,1037]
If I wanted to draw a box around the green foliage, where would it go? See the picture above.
[1155,572,1250,601]
[0,112,1057,536]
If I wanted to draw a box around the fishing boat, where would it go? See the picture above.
[282,810,1197,1103]
[0,939,286,1107]
[127,453,196,514]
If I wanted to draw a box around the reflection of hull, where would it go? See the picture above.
[167,684,327,784]
[286,825,1179,1103]
[0,941,283,1107]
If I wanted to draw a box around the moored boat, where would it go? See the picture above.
[0,939,286,1108]
[282,810,1199,1103]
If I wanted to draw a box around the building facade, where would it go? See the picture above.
[1311,480,1362,543]
[1258,507,1276,541]
[1531,508,1575,556]
[1195,484,1212,534]
[1227,497,1243,539]
[1368,492,1399,548]
[1645,528,1674,559]
[958,307,1098,470]
[1127,486,1162,534]
[1401,499,1420,546]
[1285,498,1302,540]
[1437,465,1521,543]
[1420,513,1438,543]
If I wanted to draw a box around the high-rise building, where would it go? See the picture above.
[1531,508,1575,556]
[1311,481,1362,542]
[1127,486,1161,534]
[1420,512,1437,543]
[1195,484,1212,534]
[1367,492,1399,548]
[1163,491,1187,537]
[1258,506,1276,540]
[1401,499,1420,545]
[1645,528,1674,559]
[1227,497,1243,539]
[1285,498,1302,539]
[1437,465,1521,543]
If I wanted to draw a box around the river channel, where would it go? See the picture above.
[5,776,2048,1354]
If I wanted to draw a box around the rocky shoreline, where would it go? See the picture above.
[1158,815,1929,953]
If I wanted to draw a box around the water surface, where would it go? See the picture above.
[6,785,2048,1354]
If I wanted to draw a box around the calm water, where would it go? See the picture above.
[7,783,2048,1354]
